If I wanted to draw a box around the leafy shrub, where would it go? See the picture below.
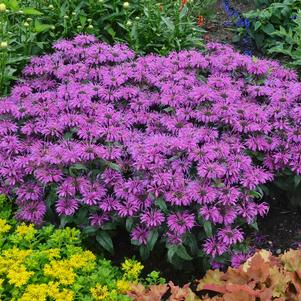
[234,0,301,68]
[0,0,205,95]
[127,249,301,300]
[2,34,301,266]
[0,210,160,300]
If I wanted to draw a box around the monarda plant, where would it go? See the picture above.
[0,34,300,266]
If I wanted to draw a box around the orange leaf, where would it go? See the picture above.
[197,270,224,291]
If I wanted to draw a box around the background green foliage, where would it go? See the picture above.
[0,0,210,96]
[235,0,301,71]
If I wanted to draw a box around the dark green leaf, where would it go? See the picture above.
[96,231,114,254]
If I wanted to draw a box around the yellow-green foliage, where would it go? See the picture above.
[0,217,145,301]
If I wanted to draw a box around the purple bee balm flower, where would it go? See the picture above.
[166,231,183,245]
[167,211,195,236]
[3,34,301,264]
[140,209,165,228]
[131,225,149,245]
[89,213,110,227]
[16,201,46,224]
[16,183,43,203]
[217,226,244,246]
[203,236,228,258]
[55,198,79,216]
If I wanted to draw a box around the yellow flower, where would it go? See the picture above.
[19,284,48,301]
[44,260,75,285]
[0,248,32,274]
[0,219,11,234]
[90,284,109,300]
[7,265,33,287]
[116,279,132,294]
[48,282,74,301]
[15,223,37,240]
[121,259,143,281]
[68,251,96,270]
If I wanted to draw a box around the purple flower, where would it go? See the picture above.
[140,209,165,228]
[89,213,110,227]
[16,201,46,224]
[217,226,244,246]
[131,225,149,245]
[56,198,79,216]
[167,211,195,236]
[203,236,228,258]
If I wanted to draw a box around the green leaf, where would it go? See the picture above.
[167,245,177,263]
[96,231,114,254]
[107,162,121,172]
[254,21,261,31]
[155,198,168,213]
[4,0,19,10]
[262,23,275,35]
[126,217,134,232]
[34,21,54,33]
[250,221,259,231]
[139,245,150,260]
[82,226,97,235]
[203,221,212,237]
[22,7,43,15]
[294,175,301,188]
[80,15,87,27]
[147,230,159,252]
[175,245,193,261]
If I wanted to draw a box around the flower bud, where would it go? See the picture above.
[0,41,8,49]
[18,10,24,14]
[88,24,94,29]
[48,4,54,9]
[135,16,140,20]
[0,3,6,12]
[26,18,32,22]
[77,25,82,29]
[126,20,132,26]
[63,15,69,19]
[123,2,129,9]
[23,22,29,27]
[71,12,76,16]
[87,18,92,22]
[50,25,55,30]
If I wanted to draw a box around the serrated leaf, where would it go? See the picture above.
[96,231,114,254]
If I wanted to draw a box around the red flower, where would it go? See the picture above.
[197,15,205,27]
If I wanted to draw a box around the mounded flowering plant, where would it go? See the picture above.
[1,34,301,266]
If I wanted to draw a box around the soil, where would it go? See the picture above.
[255,197,301,253]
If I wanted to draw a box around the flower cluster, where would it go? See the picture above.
[0,217,146,301]
[1,34,300,261]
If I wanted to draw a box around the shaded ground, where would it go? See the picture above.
[255,197,301,254]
